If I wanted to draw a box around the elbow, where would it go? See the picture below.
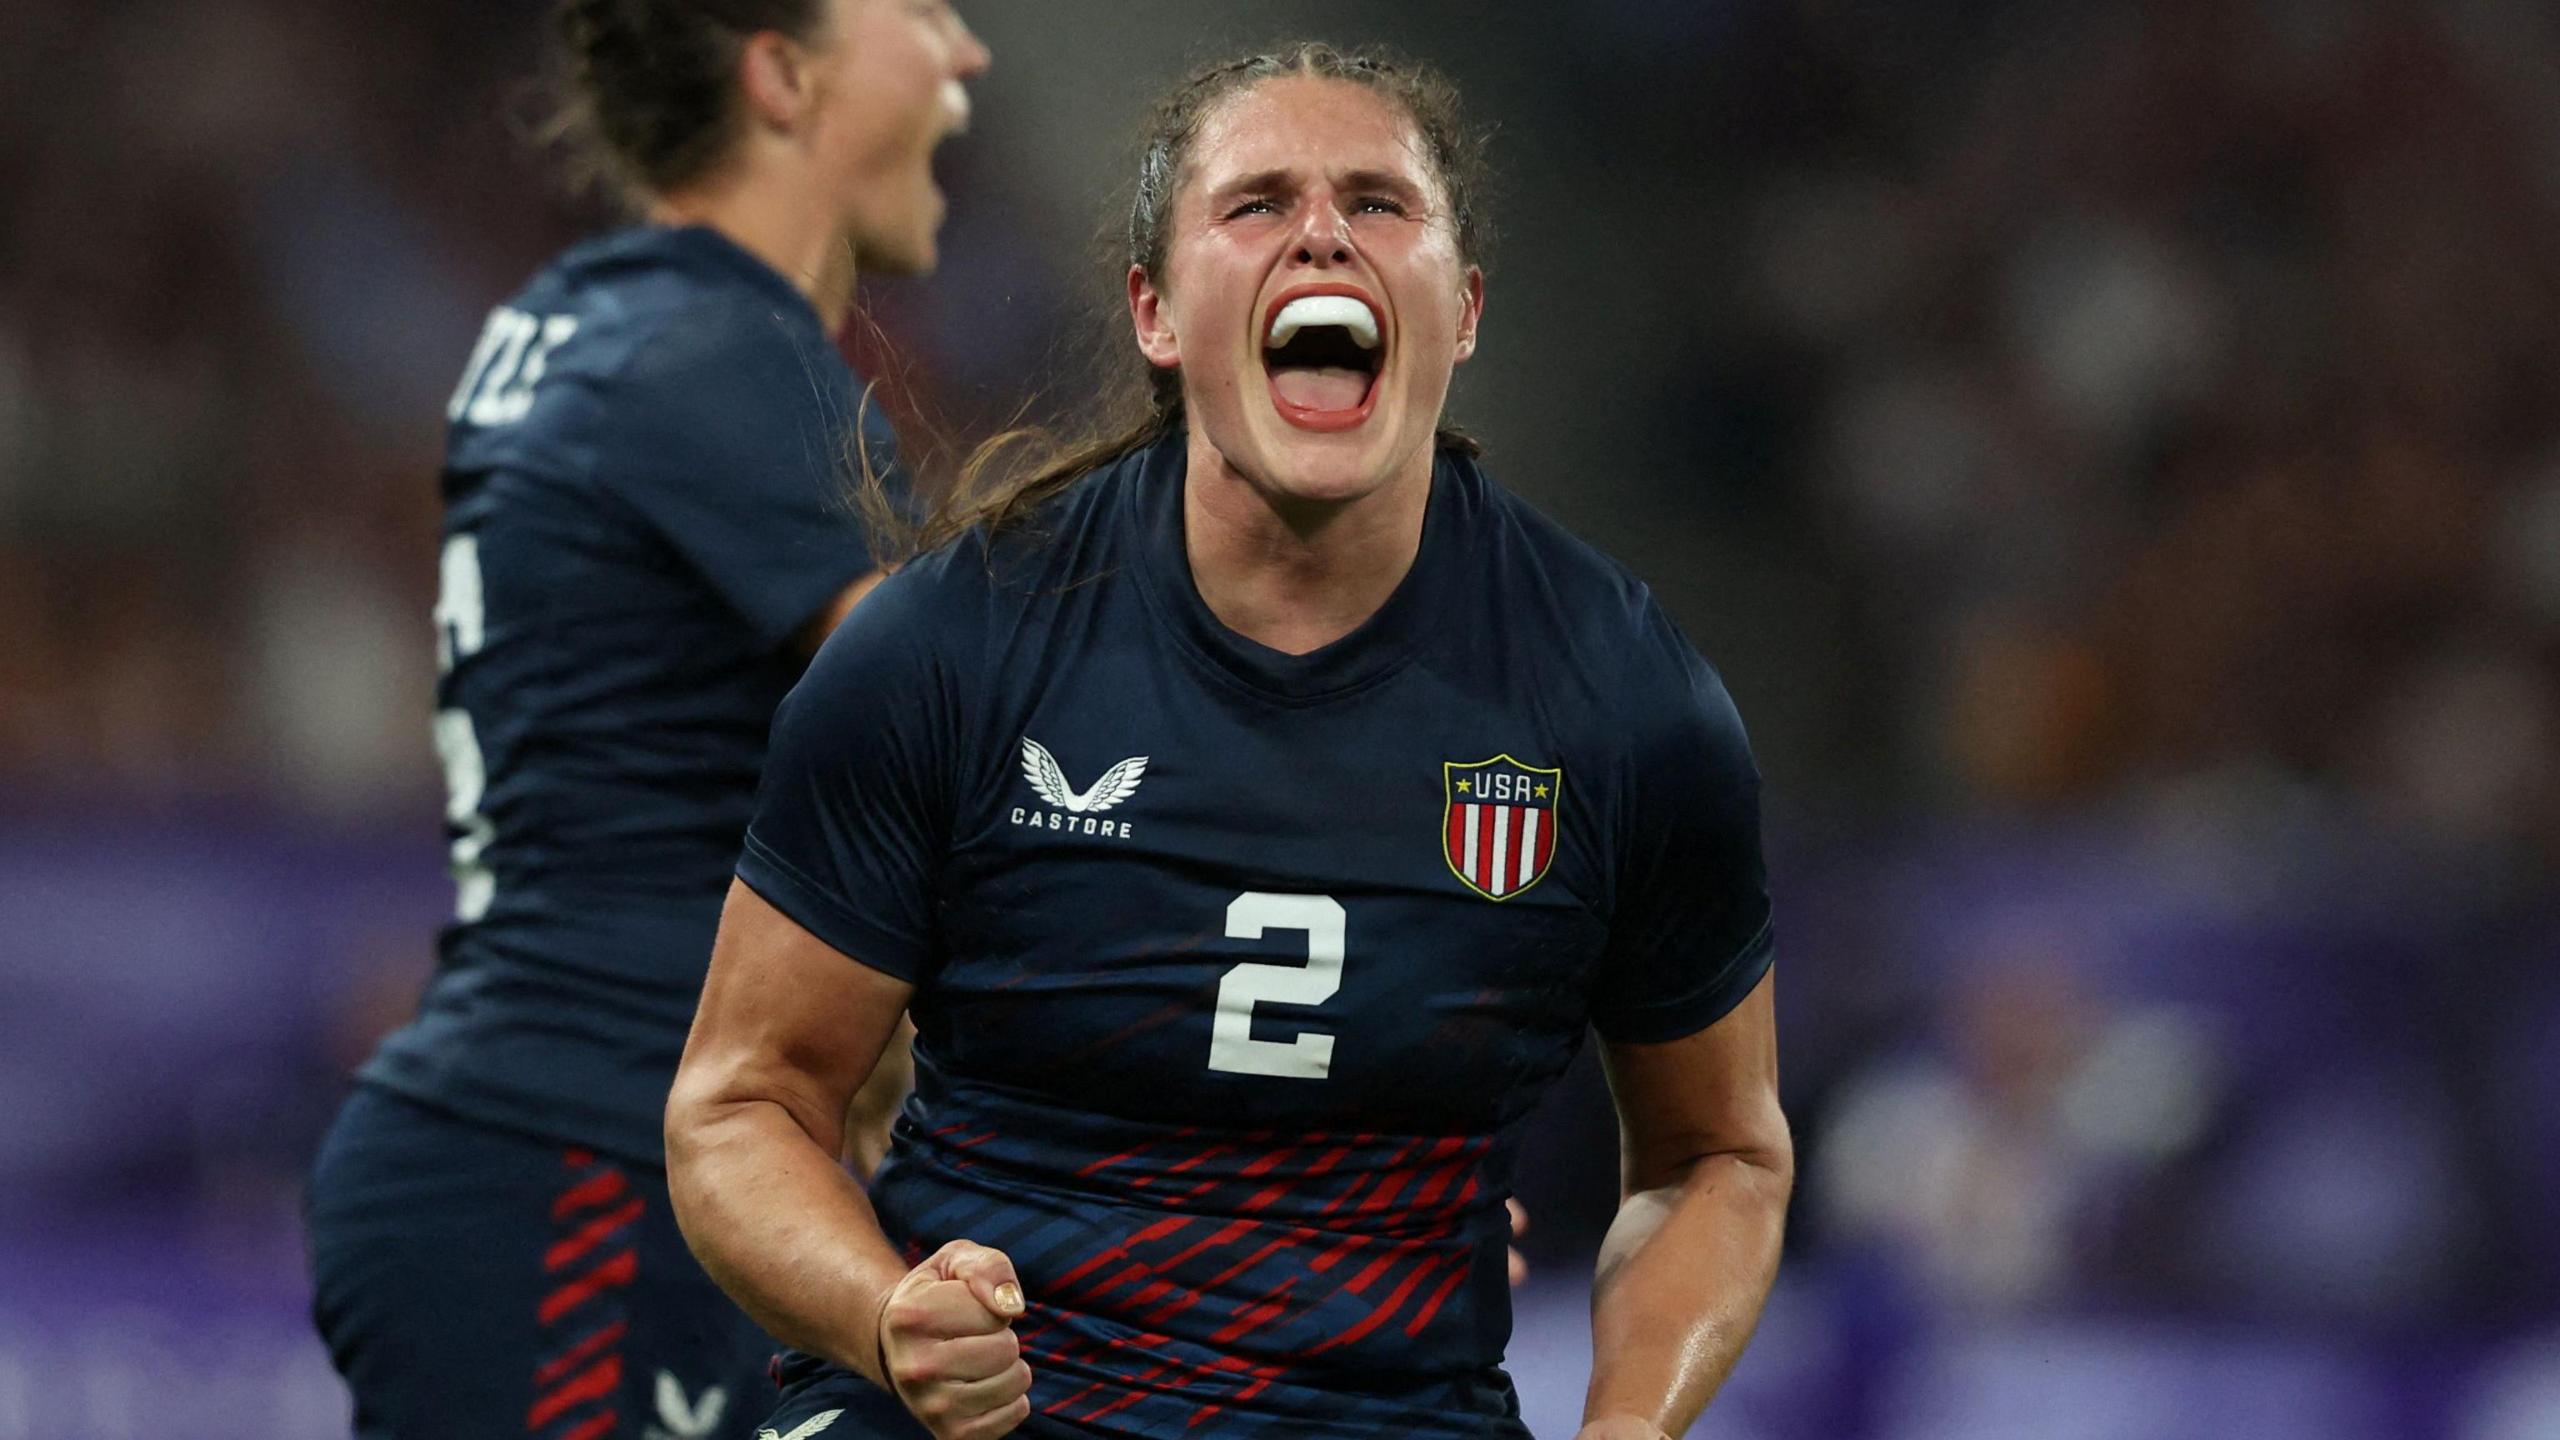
[1728,1084,1796,1203]
[662,1089,708,1222]
[1732,1102,1796,1210]
[662,1053,845,1213]
[1632,1106,1795,1204]
[661,1057,733,1229]
[1749,1112,1796,1195]
[661,1064,768,1274]
[1699,1126,1794,1215]
[662,1058,710,1168]
[1753,1128,1796,1218]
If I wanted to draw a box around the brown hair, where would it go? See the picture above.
[544,0,830,200]
[872,40,1497,561]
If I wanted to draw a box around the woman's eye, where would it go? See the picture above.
[1225,199,1277,219]
[1354,196,1407,216]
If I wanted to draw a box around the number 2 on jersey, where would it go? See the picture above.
[1208,892,1345,1079]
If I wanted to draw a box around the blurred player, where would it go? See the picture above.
[666,42,1791,1440]
[304,3,986,1437]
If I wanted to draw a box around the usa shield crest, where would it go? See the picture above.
[1443,754,1563,901]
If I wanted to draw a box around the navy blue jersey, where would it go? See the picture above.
[361,224,892,1164]
[738,432,1774,1439]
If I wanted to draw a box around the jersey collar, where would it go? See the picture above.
[615,223,826,332]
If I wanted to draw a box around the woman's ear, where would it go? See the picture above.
[1452,265,1485,365]
[737,31,812,132]
[1129,264,1181,371]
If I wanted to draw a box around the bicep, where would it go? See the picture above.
[1598,967,1788,1196]
[673,878,916,1157]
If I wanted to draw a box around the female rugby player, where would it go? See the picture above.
[667,43,1789,1440]
[305,3,986,1437]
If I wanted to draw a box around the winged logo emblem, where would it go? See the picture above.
[755,1410,843,1440]
[1020,737,1149,813]
[648,1372,727,1440]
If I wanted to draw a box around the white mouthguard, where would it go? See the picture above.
[1266,295,1380,351]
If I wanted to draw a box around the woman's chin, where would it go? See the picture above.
[851,191,942,277]
[1237,443,1413,512]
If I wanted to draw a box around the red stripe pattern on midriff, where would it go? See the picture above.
[868,1083,1513,1437]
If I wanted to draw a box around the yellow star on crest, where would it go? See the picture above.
[1455,777,1473,794]
[1534,782,1551,798]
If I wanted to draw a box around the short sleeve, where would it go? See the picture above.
[735,569,953,981]
[1588,606,1776,1044]
[605,301,894,650]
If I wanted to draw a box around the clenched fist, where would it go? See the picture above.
[876,1239,1034,1440]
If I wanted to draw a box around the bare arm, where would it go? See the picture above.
[1580,970,1792,1440]
[665,880,916,1371]
[668,883,1031,1440]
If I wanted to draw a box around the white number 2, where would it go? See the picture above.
[1208,892,1345,1079]
[433,534,495,922]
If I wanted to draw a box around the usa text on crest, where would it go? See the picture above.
[1443,754,1562,901]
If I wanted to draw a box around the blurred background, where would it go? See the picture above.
[3,0,2557,1435]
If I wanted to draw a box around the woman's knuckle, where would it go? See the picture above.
[952,1398,1027,1440]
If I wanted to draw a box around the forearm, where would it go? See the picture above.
[1583,1150,1792,1436]
[667,1091,913,1384]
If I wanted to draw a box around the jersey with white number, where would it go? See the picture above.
[362,224,893,1164]
[739,432,1773,1439]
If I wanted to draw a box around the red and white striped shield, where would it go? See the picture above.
[1442,754,1563,902]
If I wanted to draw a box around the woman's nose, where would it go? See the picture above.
[1290,208,1354,266]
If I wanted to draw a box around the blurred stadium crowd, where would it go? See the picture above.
[3,1,2557,1436]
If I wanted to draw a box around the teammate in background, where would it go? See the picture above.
[305,3,987,1437]
[668,42,1791,1440]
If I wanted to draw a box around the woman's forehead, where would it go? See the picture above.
[1187,76,1432,191]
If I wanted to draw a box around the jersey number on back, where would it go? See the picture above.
[433,535,495,922]
[1208,892,1344,1079]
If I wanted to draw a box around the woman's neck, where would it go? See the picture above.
[1180,433,1434,657]
[650,174,856,331]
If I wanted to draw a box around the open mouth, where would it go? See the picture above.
[926,84,971,191]
[1263,290,1383,432]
